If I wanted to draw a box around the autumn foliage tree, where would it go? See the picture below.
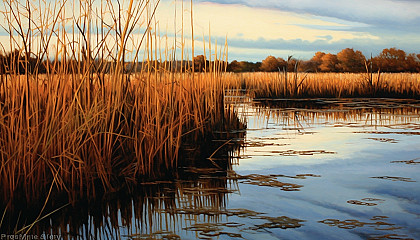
[227,60,261,72]
[336,48,365,72]
[310,52,326,72]
[260,56,280,72]
[319,53,339,72]
[227,48,419,73]
[374,48,407,72]
[406,54,420,72]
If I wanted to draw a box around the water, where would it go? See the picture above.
[2,96,420,240]
[225,97,420,240]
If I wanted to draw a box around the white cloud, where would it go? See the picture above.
[156,1,379,42]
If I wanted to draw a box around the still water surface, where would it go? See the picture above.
[114,96,420,239]
[8,96,420,240]
[224,96,420,240]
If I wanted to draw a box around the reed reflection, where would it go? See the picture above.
[251,98,420,130]
[0,109,246,239]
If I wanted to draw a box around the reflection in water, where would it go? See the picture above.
[1,129,244,238]
[2,166,235,238]
[250,98,420,130]
[2,95,420,239]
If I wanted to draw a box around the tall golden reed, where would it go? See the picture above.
[221,72,420,99]
[0,0,231,202]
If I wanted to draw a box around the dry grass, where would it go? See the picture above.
[0,72,230,199]
[0,0,236,204]
[221,72,420,99]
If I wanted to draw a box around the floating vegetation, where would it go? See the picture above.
[368,234,415,240]
[367,138,399,143]
[237,175,302,191]
[354,131,420,136]
[370,176,416,182]
[242,140,289,148]
[318,216,414,240]
[183,223,243,239]
[250,216,304,230]
[347,198,385,206]
[125,231,181,240]
[270,149,337,156]
[347,200,377,206]
[318,218,400,230]
[391,158,420,165]
[228,173,320,191]
[182,211,304,238]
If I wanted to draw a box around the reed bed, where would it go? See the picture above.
[2,72,230,198]
[0,0,240,207]
[221,72,420,99]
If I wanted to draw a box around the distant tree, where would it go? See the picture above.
[319,53,339,72]
[260,56,280,72]
[405,53,420,72]
[193,55,207,72]
[299,60,317,72]
[227,60,241,72]
[227,60,260,72]
[376,48,407,72]
[336,48,365,72]
[225,47,420,73]
[253,62,262,72]
[287,58,299,72]
[277,57,287,71]
[310,51,326,72]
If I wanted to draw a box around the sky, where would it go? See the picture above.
[0,0,418,62]
[156,0,420,61]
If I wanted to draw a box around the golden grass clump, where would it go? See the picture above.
[221,72,420,99]
[0,0,235,203]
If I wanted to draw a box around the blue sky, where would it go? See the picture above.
[1,0,418,62]
[156,0,420,61]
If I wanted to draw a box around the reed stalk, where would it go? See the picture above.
[0,0,235,205]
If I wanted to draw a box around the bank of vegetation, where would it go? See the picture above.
[0,0,243,213]
[221,72,420,99]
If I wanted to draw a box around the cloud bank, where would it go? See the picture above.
[186,0,420,60]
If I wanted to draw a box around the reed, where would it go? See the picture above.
[221,72,420,99]
[0,0,235,205]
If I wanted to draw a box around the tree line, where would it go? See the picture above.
[226,48,420,73]
[2,47,419,74]
[0,49,229,74]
